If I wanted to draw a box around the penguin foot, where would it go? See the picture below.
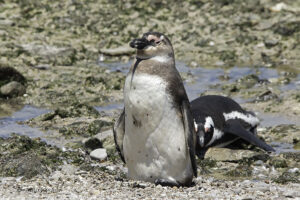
[154,179,180,187]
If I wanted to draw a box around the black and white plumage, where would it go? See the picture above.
[190,95,275,159]
[113,32,197,186]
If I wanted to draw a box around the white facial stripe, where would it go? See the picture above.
[223,111,260,127]
[150,56,170,63]
[147,35,158,41]
[199,137,204,147]
[194,119,198,132]
[204,116,214,129]
[160,35,164,40]
[206,128,224,147]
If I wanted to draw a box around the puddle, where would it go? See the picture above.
[0,105,74,148]
[99,61,131,74]
[258,112,300,127]
[0,105,81,147]
[1,105,50,122]
[176,62,224,100]
[100,60,225,100]
[94,103,123,117]
[95,103,123,112]
[271,142,300,153]
[100,60,300,101]
[0,105,50,139]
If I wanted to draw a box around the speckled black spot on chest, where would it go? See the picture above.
[132,115,142,127]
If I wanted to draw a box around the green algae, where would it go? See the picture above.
[0,135,87,178]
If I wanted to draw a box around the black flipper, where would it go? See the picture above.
[113,108,126,163]
[224,119,275,152]
[181,100,197,177]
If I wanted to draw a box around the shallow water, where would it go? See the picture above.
[0,61,299,152]
[259,112,300,128]
[0,105,49,139]
[271,142,299,153]
[101,60,300,99]
[0,105,82,147]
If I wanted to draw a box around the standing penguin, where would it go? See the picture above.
[113,32,197,186]
[190,95,275,159]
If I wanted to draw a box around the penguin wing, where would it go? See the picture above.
[181,100,197,177]
[224,119,275,152]
[113,108,126,163]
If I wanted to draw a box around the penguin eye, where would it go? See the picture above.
[150,39,155,43]
[155,41,161,45]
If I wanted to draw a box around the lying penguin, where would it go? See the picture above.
[190,95,275,159]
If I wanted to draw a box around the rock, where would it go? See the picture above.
[270,3,287,12]
[1,153,48,179]
[254,90,278,102]
[90,148,107,161]
[50,171,64,181]
[264,38,278,48]
[256,19,277,30]
[32,64,50,70]
[99,46,135,56]
[0,65,26,86]
[0,63,26,99]
[273,170,300,184]
[269,157,288,168]
[83,129,115,151]
[205,148,260,161]
[0,19,15,26]
[274,21,300,36]
[0,81,26,97]
[226,164,253,177]
[61,164,78,175]
[84,138,103,150]
[94,129,113,142]
[21,43,77,66]
[41,102,100,120]
[288,168,299,173]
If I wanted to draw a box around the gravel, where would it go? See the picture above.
[0,167,299,200]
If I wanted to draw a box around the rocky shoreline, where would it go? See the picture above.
[0,0,300,199]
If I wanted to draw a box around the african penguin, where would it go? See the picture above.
[113,32,197,186]
[190,95,275,159]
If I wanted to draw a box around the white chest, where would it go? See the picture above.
[123,73,192,183]
[124,74,169,135]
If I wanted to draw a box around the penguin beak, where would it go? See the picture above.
[196,124,205,148]
[129,38,150,49]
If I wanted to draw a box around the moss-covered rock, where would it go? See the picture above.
[225,164,253,177]
[273,170,300,184]
[269,157,288,169]
[0,135,87,179]
[0,65,26,87]
[204,148,261,162]
[40,102,100,120]
[58,119,112,137]
[274,21,300,36]
[0,65,26,98]
[0,81,26,97]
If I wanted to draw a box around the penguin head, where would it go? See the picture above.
[196,122,214,148]
[129,32,174,60]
